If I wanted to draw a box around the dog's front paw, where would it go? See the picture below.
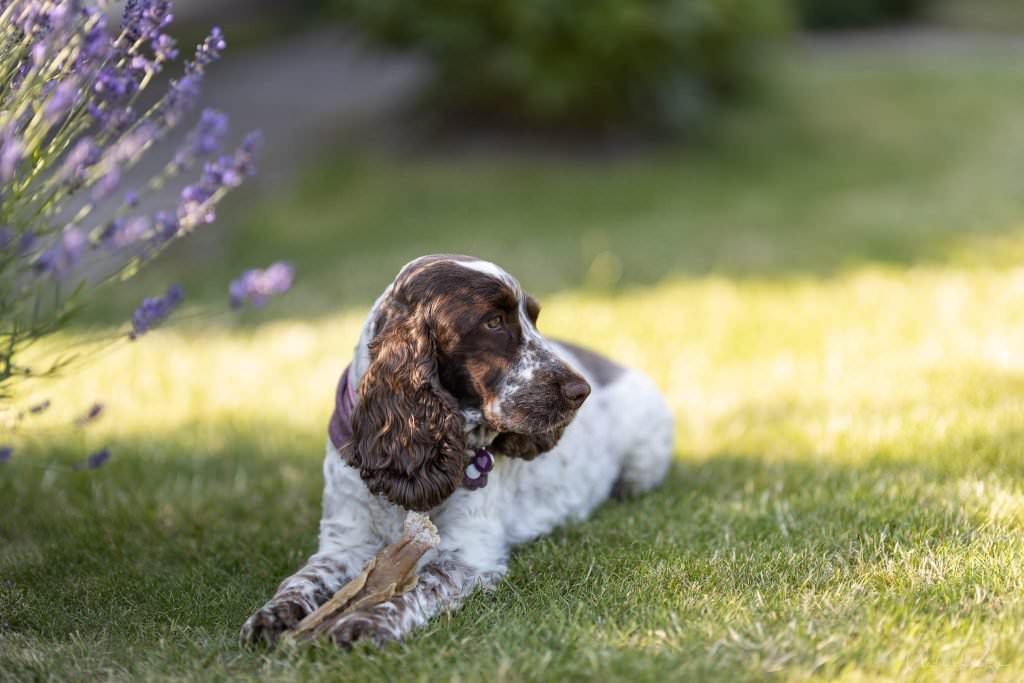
[329,611,399,650]
[240,599,310,648]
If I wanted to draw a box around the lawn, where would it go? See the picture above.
[3,33,1024,682]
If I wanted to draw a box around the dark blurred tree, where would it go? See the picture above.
[797,0,932,28]
[326,0,791,133]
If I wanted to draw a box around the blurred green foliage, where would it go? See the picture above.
[329,0,791,132]
[797,0,931,28]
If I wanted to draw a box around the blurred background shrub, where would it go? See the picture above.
[932,0,1024,31]
[324,0,791,133]
[796,0,932,28]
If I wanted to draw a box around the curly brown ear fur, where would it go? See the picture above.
[491,428,565,461]
[350,313,466,511]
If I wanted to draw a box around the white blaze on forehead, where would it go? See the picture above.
[452,258,518,289]
[452,259,547,340]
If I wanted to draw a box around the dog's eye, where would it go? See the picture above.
[484,315,503,330]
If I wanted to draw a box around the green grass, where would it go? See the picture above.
[5,34,1024,681]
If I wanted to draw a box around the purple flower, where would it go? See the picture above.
[73,447,111,470]
[78,8,111,67]
[91,125,157,200]
[49,2,70,29]
[45,79,79,121]
[15,0,71,33]
[111,124,157,162]
[176,133,259,228]
[162,74,201,127]
[130,54,158,77]
[213,160,242,189]
[102,106,138,136]
[0,135,24,182]
[122,0,173,43]
[153,211,179,241]
[153,33,178,61]
[195,109,229,155]
[56,138,100,186]
[35,228,87,275]
[178,172,218,225]
[0,2,258,402]
[64,227,87,256]
[0,447,12,464]
[94,67,136,100]
[229,262,295,308]
[177,199,215,227]
[31,41,48,66]
[14,1,53,35]
[130,284,184,338]
[234,131,262,177]
[18,232,39,256]
[192,27,226,69]
[29,399,51,415]
[174,109,228,166]
[91,165,121,200]
[105,215,151,248]
[74,402,105,427]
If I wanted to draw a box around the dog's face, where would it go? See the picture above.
[428,261,591,436]
[349,255,590,511]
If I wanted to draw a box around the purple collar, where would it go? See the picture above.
[327,364,495,492]
[327,364,358,453]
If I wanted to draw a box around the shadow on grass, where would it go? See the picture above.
[3,410,1022,680]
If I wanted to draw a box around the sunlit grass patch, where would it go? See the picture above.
[15,263,1024,466]
[5,262,1024,680]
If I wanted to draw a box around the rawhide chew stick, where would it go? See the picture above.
[288,511,439,642]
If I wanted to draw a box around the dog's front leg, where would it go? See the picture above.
[240,538,379,647]
[327,554,504,649]
[242,469,389,645]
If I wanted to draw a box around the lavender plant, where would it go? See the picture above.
[0,0,279,402]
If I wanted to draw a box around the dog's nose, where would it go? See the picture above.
[561,379,591,408]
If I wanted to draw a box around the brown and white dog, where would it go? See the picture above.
[241,254,674,648]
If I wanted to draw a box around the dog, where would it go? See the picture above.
[241,254,674,648]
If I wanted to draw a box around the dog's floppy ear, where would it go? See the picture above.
[350,310,466,511]
[524,293,541,326]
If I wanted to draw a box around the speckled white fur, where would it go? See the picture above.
[241,256,674,648]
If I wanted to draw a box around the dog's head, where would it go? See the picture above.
[349,255,590,511]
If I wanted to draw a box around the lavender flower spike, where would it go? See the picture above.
[45,80,80,121]
[74,447,112,470]
[174,108,228,166]
[74,402,105,427]
[130,284,184,339]
[193,26,226,68]
[0,446,13,464]
[0,135,24,182]
[0,0,258,399]
[153,33,178,62]
[29,399,51,414]
[122,0,173,43]
[35,228,88,276]
[229,262,295,308]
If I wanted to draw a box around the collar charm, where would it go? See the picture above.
[463,448,494,490]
